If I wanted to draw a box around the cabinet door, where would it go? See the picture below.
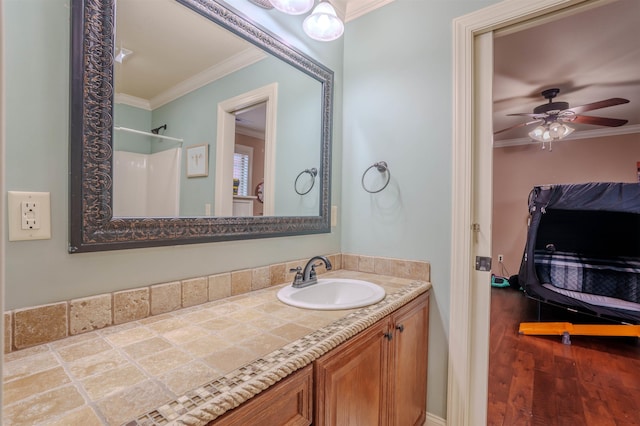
[389,293,429,426]
[209,364,313,426]
[314,319,389,426]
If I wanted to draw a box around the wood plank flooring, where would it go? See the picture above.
[487,287,640,426]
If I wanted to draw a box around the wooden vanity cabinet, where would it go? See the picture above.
[314,292,429,426]
[208,292,429,426]
[314,318,390,425]
[389,292,430,426]
[208,364,313,426]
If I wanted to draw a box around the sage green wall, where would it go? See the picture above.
[3,0,343,309]
[114,104,153,154]
[342,0,501,418]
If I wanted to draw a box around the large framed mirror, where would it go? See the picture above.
[70,0,333,253]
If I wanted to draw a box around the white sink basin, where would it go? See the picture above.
[277,278,385,310]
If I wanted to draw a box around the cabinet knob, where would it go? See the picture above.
[383,332,393,341]
[396,324,404,332]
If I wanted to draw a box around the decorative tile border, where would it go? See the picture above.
[4,254,429,353]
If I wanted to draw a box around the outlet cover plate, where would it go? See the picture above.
[8,191,52,241]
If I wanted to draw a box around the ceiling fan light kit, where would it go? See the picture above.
[495,88,630,150]
[528,121,575,142]
[263,0,344,41]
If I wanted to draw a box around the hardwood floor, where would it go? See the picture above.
[487,287,640,426]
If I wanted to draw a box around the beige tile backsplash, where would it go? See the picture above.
[13,302,67,349]
[4,253,429,353]
[181,277,209,308]
[113,288,150,325]
[69,294,112,335]
[149,281,182,315]
[230,269,252,295]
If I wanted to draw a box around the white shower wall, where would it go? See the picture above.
[114,148,181,217]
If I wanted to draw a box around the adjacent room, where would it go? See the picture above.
[489,1,640,423]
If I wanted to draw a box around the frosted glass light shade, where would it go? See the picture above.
[528,122,574,142]
[303,2,344,41]
[269,0,314,15]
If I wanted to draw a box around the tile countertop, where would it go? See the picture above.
[2,271,431,426]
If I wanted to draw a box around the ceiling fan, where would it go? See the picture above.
[494,88,630,140]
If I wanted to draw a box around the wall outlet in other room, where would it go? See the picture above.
[498,254,504,263]
[7,191,52,241]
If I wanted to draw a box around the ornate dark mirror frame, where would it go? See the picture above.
[69,0,333,253]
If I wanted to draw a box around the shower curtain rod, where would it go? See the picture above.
[114,126,184,144]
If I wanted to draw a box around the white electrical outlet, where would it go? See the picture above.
[8,191,52,241]
[21,201,41,230]
[331,205,338,227]
[498,254,504,263]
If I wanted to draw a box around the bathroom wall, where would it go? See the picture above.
[3,0,343,309]
[342,0,501,418]
[114,104,153,154]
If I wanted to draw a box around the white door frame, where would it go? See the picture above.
[448,1,603,424]
[215,83,277,216]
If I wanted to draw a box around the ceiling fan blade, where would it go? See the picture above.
[494,119,542,135]
[566,98,629,114]
[507,113,545,118]
[572,115,629,127]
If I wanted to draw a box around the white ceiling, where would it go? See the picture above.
[113,0,390,133]
[493,0,640,144]
[114,0,266,109]
[116,0,639,144]
[113,0,389,111]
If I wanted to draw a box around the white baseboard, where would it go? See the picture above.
[425,412,446,426]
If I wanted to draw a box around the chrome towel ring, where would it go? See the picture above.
[295,168,318,195]
[361,161,390,193]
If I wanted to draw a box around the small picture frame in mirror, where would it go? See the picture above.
[187,144,209,177]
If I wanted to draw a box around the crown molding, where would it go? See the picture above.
[150,49,267,110]
[114,93,152,110]
[235,126,265,139]
[493,123,640,148]
[116,49,267,111]
[330,0,395,23]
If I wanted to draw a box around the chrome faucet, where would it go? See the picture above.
[290,255,333,288]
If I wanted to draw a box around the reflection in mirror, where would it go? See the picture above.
[112,0,321,218]
[69,0,333,252]
[234,102,266,217]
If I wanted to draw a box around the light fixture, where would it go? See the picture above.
[528,121,574,143]
[528,120,574,151]
[303,1,344,41]
[266,0,344,41]
[269,0,314,15]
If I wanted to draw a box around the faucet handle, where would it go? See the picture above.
[289,267,303,286]
[308,262,322,279]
